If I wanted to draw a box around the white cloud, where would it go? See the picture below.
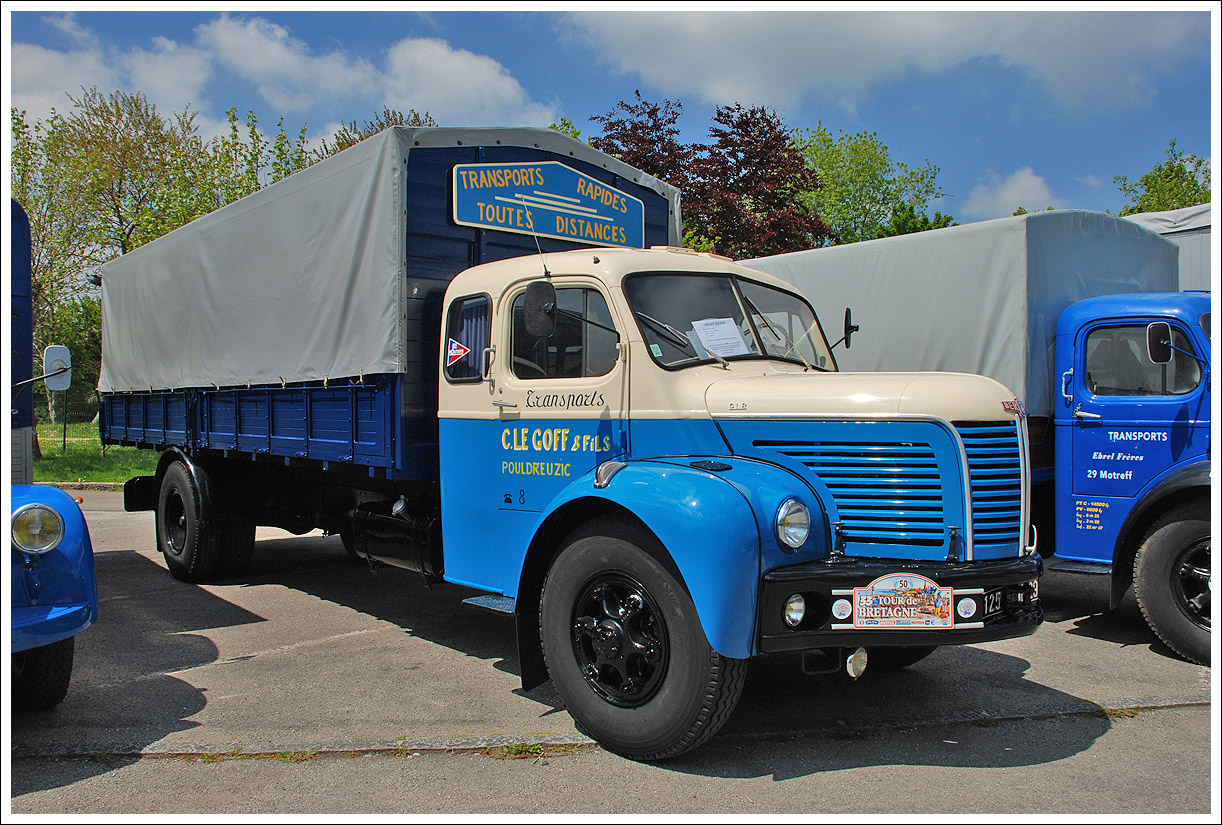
[963,168,1061,220]
[9,42,122,120]
[119,37,214,117]
[10,13,557,135]
[382,38,556,127]
[195,14,379,113]
[559,10,1204,111]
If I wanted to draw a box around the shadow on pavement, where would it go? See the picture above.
[13,533,1119,792]
[10,549,265,795]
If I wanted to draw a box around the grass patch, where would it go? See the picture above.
[484,742,583,759]
[32,421,158,484]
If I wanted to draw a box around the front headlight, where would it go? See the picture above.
[12,503,65,554]
[775,497,811,550]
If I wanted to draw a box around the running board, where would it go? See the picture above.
[1046,559,1112,575]
[462,594,517,614]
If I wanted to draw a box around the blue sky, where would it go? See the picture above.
[5,6,1216,222]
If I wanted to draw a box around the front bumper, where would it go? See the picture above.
[759,555,1043,653]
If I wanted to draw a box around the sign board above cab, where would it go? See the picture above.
[453,161,645,248]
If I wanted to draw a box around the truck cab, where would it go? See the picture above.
[1053,291,1211,663]
[437,245,1043,758]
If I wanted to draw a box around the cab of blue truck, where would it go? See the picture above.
[1054,290,1211,665]
[746,210,1212,667]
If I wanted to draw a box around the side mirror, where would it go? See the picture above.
[43,345,72,392]
[843,308,860,350]
[1146,322,1173,365]
[523,281,557,338]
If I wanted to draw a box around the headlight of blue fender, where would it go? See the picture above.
[12,503,65,554]
[775,497,811,550]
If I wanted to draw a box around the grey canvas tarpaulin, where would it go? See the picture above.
[744,210,1179,418]
[98,126,679,394]
[1120,204,1212,291]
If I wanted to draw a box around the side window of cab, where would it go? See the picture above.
[444,295,491,383]
[1084,324,1201,397]
[510,287,618,380]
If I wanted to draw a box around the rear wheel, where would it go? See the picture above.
[540,518,745,761]
[12,637,75,712]
[156,461,252,582]
[1133,505,1210,665]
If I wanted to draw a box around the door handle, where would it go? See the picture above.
[1073,403,1101,420]
[482,346,495,382]
[1060,369,1074,402]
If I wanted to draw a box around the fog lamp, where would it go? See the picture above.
[783,593,806,627]
[845,647,868,679]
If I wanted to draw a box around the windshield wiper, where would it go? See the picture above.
[741,294,812,371]
[637,312,729,369]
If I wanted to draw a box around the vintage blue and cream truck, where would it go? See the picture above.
[98,127,1042,760]
[750,210,1211,667]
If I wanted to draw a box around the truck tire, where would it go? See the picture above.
[539,518,746,761]
[1133,505,1210,666]
[12,637,75,712]
[156,461,222,583]
[866,645,939,672]
[215,519,256,578]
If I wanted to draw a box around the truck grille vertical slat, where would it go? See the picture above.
[954,422,1024,552]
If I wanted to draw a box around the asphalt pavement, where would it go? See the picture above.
[7,489,1215,816]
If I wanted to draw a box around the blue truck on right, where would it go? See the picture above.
[749,210,1212,665]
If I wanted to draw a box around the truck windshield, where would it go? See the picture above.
[623,272,835,371]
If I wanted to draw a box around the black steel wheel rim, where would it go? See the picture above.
[570,572,669,707]
[164,491,187,557]
[1173,538,1210,630]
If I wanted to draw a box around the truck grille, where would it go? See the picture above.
[754,439,947,547]
[954,422,1024,554]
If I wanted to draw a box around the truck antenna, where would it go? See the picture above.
[516,195,550,278]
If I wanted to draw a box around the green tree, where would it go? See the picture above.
[50,87,201,255]
[12,106,98,410]
[796,123,945,245]
[314,106,436,160]
[548,117,584,142]
[1114,139,1211,216]
[879,202,956,237]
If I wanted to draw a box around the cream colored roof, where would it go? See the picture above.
[448,246,807,299]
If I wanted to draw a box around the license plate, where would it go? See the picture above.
[982,589,1003,617]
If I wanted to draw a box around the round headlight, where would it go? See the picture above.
[783,593,806,627]
[12,503,66,554]
[776,498,811,550]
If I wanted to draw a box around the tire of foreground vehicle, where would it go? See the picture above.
[12,637,75,712]
[865,645,939,672]
[1133,504,1211,666]
[540,517,746,761]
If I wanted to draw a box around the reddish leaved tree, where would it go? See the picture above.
[686,104,832,258]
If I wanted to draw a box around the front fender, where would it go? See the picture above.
[529,457,825,659]
[11,485,100,652]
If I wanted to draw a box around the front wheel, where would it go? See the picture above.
[540,518,745,761]
[1133,505,1210,666]
[12,637,75,712]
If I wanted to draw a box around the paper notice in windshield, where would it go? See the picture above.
[691,318,751,358]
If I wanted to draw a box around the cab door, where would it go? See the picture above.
[1056,318,1209,563]
[438,277,628,594]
